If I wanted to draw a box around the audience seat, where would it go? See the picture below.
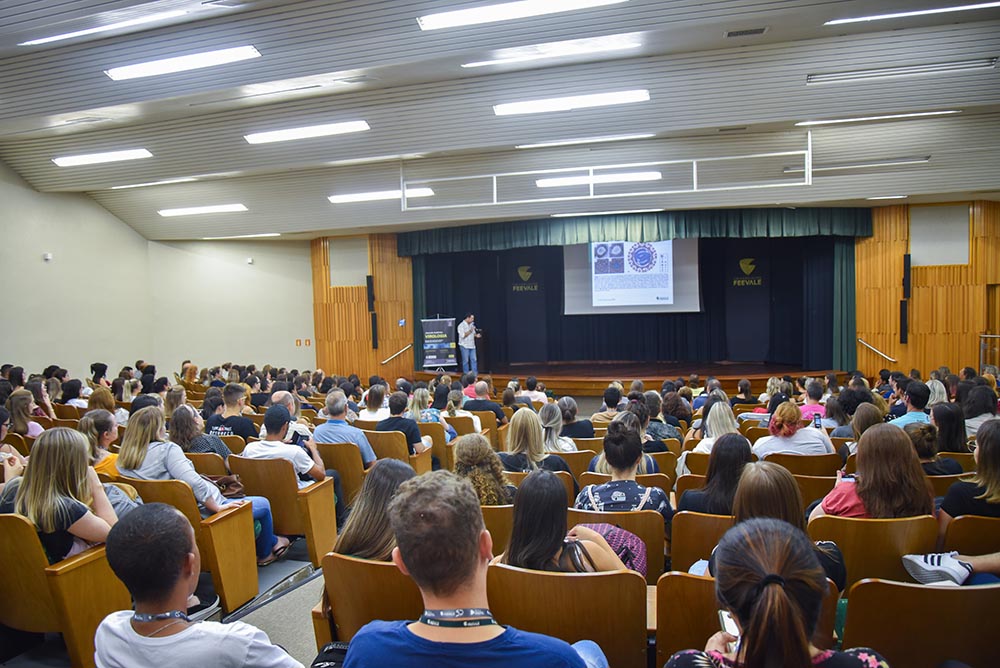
[842,579,998,668]
[33,415,54,430]
[559,450,598,483]
[0,515,131,668]
[744,427,769,442]
[362,429,432,474]
[571,437,604,452]
[2,432,29,456]
[313,553,422,646]
[675,474,706,505]
[53,404,80,420]
[488,563,648,668]
[807,515,937,594]
[647,451,678,481]
[682,437,701,452]
[316,442,368,507]
[567,508,665,584]
[502,406,514,421]
[845,453,857,474]
[228,455,337,568]
[670,511,733,573]
[793,475,837,510]
[54,418,79,429]
[447,415,483,439]
[506,470,575,505]
[927,473,966,498]
[470,410,501,449]
[943,515,1000,555]
[184,452,228,476]
[123,477,258,613]
[531,401,546,412]
[247,413,265,430]
[763,452,842,476]
[498,422,509,451]
[481,504,514,556]
[352,419,377,431]
[661,438,682,457]
[684,451,709,475]
[218,434,246,455]
[938,451,976,472]
[831,436,853,452]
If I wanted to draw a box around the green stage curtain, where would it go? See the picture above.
[397,208,872,256]
[832,237,858,371]
[412,255,428,368]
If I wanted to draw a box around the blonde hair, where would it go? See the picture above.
[538,403,565,453]
[454,434,510,505]
[14,428,92,532]
[445,390,464,417]
[507,408,546,468]
[7,389,35,437]
[595,412,649,474]
[927,379,948,407]
[765,377,781,398]
[117,406,164,470]
[87,386,116,413]
[122,379,141,402]
[408,387,431,415]
[163,385,186,419]
[705,401,739,439]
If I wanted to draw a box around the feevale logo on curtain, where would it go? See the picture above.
[733,257,764,287]
[512,265,539,292]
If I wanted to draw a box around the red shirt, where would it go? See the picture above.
[821,481,870,518]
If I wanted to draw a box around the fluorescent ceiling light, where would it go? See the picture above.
[418,0,628,30]
[783,156,930,174]
[796,110,961,126]
[825,2,1000,25]
[806,58,997,84]
[326,153,426,167]
[202,233,281,240]
[19,10,187,46]
[536,171,662,187]
[111,177,196,190]
[866,196,908,200]
[158,204,248,217]
[105,45,261,81]
[327,188,434,204]
[244,120,370,144]
[495,89,649,116]
[551,208,664,217]
[462,33,640,68]
[516,133,655,149]
[52,148,152,167]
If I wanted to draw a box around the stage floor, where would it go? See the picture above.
[416,361,843,397]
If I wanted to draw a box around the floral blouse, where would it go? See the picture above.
[666,648,889,668]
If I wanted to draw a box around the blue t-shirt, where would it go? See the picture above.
[343,620,585,668]
[889,411,930,429]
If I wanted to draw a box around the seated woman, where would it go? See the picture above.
[499,409,574,488]
[903,422,962,476]
[820,396,849,431]
[358,384,390,422]
[575,419,673,534]
[0,408,26,495]
[622,398,669,453]
[78,409,121,479]
[496,470,625,572]
[685,391,731,446]
[752,401,836,459]
[677,400,740,476]
[539,403,576,453]
[937,418,1000,542]
[7,389,45,438]
[0,428,117,563]
[163,385,187,428]
[557,396,593,438]
[661,391,693,430]
[839,402,884,457]
[587,412,660,475]
[963,385,999,437]
[756,376,781,405]
[333,459,415,560]
[87,386,130,428]
[810,424,934,522]
[407,387,456,442]
[169,404,233,462]
[454,433,515,505]
[25,379,56,420]
[729,379,757,407]
[60,379,89,409]
[932,402,971,453]
[116,406,289,566]
[667,519,886,668]
[677,433,753,515]
[443,390,482,432]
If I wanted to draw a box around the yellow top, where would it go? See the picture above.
[94,453,120,479]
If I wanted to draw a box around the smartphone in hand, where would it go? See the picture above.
[719,610,740,653]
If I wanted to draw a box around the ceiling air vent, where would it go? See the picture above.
[717,126,748,133]
[725,27,769,38]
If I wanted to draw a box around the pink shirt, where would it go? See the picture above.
[26,421,45,438]
[800,403,826,419]
[821,481,869,518]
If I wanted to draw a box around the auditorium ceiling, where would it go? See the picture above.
[1,0,998,240]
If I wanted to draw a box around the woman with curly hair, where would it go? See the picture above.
[454,433,515,505]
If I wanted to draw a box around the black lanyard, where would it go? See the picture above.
[132,610,189,623]
[419,608,496,628]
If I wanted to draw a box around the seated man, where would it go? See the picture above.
[245,405,346,526]
[344,471,607,668]
[463,381,507,428]
[799,381,826,421]
[518,376,548,404]
[206,383,258,441]
[590,386,621,425]
[96,503,302,668]
[257,391,313,443]
[313,391,376,468]
[377,391,434,457]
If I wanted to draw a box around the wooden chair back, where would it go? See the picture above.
[488,564,648,668]
[675,474,706,505]
[733,404,766,415]
[497,423,509,451]
[567,508,665,584]
[502,406,514,420]
[559,449,597,483]
[482,504,514,556]
[448,415,477,436]
[594,427,607,438]
[831,436,853,452]
[317,442,368,506]
[844,452,857,474]
[218,434,246,454]
[843,579,1000,668]
[363,429,432,474]
[470,410,500,449]
[926,473,965,497]
[793,475,837,509]
[531,401,546,411]
[418,421,453,469]
[352,419,377,431]
[745,426,769,442]
[54,403,80,419]
[578,473,672,499]
[685,451,710,475]
[322,553,423,641]
[247,413,265,430]
[938,451,976,472]
[505,470,574,505]
[682,436,701,452]
[184,452,228,476]
[943,515,1000,555]
[0,514,62,632]
[671,511,734,572]
[677,419,689,433]
[807,515,937,593]
[571,437,603,452]
[763,452,842,476]
[648,451,677,481]
[2,432,29,456]
[661,438,682,456]
[54,418,79,429]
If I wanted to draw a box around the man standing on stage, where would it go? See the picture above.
[458,312,481,375]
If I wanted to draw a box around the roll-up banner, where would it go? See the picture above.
[421,318,458,367]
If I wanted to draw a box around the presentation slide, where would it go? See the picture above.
[591,240,674,307]
[563,238,702,315]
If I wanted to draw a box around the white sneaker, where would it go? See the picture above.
[902,551,973,585]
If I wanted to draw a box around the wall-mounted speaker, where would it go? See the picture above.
[900,299,908,345]
[366,275,375,312]
[370,311,378,350]
[902,254,911,299]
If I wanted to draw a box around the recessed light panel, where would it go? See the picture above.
[327,188,434,204]
[244,120,370,144]
[52,148,152,167]
[105,45,261,81]
[495,90,650,116]
[19,11,187,46]
[159,204,248,217]
[418,0,628,30]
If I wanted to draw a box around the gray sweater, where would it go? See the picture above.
[117,440,225,509]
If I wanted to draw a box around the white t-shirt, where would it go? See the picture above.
[95,611,303,668]
[357,407,390,422]
[752,427,835,459]
[242,440,317,489]
[457,319,476,349]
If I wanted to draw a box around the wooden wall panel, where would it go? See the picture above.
[855,201,1000,376]
[311,234,414,382]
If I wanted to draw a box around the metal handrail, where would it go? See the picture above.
[857,338,897,363]
[381,344,412,365]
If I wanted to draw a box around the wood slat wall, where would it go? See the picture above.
[311,234,414,381]
[855,201,1000,375]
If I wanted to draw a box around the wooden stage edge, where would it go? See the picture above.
[415,363,846,398]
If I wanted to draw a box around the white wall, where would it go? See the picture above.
[0,159,316,380]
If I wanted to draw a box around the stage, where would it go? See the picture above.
[416,362,845,397]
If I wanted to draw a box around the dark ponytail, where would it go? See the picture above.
[715,518,827,668]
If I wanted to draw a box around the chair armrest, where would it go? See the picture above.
[46,546,131,668]
[200,501,258,612]
[312,593,335,649]
[410,447,433,475]
[298,478,337,568]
